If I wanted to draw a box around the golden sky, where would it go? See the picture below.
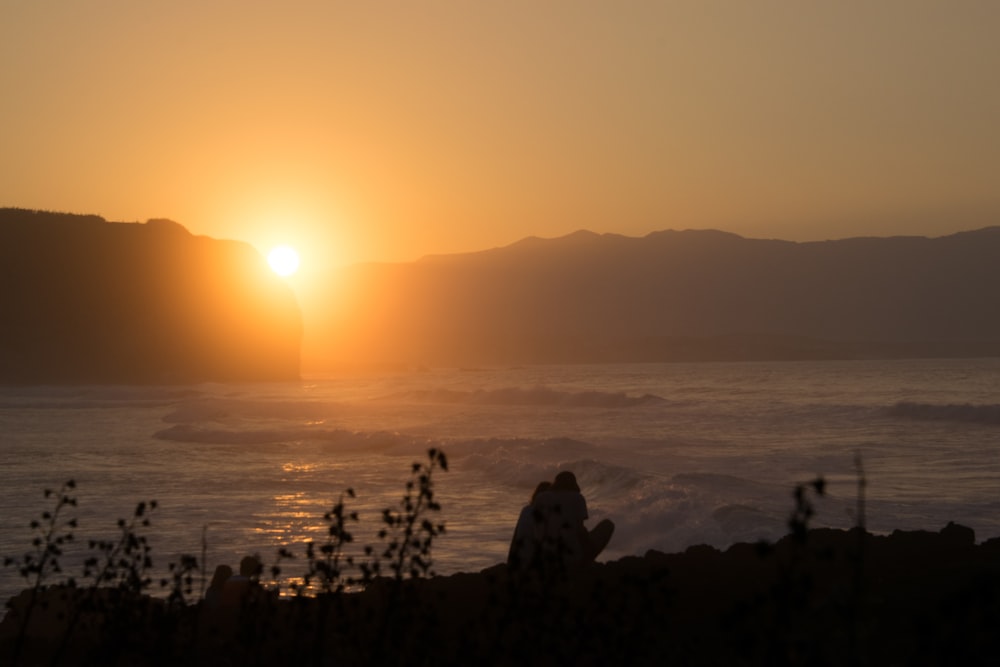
[3,1,998,268]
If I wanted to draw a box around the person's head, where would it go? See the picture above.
[239,555,263,579]
[553,470,580,492]
[530,481,552,502]
[209,564,233,588]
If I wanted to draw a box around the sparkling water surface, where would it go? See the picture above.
[2,359,999,608]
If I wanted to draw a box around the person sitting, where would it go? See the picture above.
[533,471,614,568]
[221,555,264,608]
[204,563,233,609]
[507,481,552,570]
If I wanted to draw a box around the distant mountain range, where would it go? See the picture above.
[0,209,301,383]
[5,208,999,380]
[314,226,1000,367]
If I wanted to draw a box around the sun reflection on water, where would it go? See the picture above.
[281,462,318,473]
[255,490,328,546]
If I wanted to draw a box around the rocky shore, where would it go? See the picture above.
[4,523,1000,665]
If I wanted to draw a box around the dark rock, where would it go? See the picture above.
[4,524,1000,665]
[940,520,976,547]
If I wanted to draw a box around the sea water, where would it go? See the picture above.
[2,358,1000,609]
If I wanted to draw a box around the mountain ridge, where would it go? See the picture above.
[314,225,1000,368]
[0,208,302,383]
[5,208,998,373]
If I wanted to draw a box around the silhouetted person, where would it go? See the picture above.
[507,481,552,569]
[533,471,614,567]
[199,562,242,644]
[221,555,263,608]
[204,564,233,608]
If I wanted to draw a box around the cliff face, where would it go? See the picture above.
[316,227,1000,367]
[0,209,301,383]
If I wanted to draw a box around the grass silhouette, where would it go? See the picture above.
[3,450,1000,666]
[1,449,452,666]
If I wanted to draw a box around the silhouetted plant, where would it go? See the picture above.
[788,475,825,543]
[2,452,460,665]
[3,480,78,587]
[848,451,869,664]
[269,546,297,592]
[80,500,163,665]
[852,451,867,533]
[277,488,362,665]
[774,476,826,659]
[376,448,448,581]
[360,448,449,664]
[2,479,77,666]
[199,524,209,599]
[233,451,452,665]
[162,554,199,607]
[83,500,157,593]
[14,450,991,666]
[302,488,360,595]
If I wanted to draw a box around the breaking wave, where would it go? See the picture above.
[153,424,431,451]
[162,398,341,423]
[153,425,600,460]
[394,386,665,408]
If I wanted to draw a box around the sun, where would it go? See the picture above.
[267,245,300,277]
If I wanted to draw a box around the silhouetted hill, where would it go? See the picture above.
[0,209,301,383]
[316,227,1000,367]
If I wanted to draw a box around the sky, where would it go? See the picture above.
[3,1,999,270]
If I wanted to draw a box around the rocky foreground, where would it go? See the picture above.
[4,523,1000,666]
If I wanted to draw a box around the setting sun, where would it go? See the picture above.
[267,245,300,277]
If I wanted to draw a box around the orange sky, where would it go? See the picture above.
[3,1,999,270]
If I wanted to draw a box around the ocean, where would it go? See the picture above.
[2,358,999,608]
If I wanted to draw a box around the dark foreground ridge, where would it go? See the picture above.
[4,523,999,666]
[0,208,301,383]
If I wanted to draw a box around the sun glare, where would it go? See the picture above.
[268,245,301,277]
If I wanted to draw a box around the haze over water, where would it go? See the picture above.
[3,358,999,608]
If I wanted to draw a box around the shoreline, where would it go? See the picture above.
[4,522,1000,665]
